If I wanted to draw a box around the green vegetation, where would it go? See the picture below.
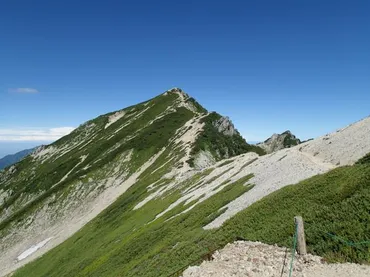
[14,158,370,277]
[185,97,208,114]
[204,167,233,185]
[356,152,370,165]
[218,164,370,263]
[188,112,265,166]
[4,90,370,276]
[0,147,36,170]
[239,158,258,170]
[218,159,233,167]
[14,159,370,276]
[13,174,254,277]
[282,131,301,148]
[4,89,275,276]
[0,92,192,232]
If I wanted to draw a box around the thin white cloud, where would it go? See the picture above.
[9,88,39,93]
[0,127,75,141]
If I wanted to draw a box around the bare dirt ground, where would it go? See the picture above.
[182,241,370,277]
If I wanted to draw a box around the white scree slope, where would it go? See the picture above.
[205,116,370,228]
[138,116,370,229]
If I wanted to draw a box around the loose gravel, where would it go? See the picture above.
[182,241,370,277]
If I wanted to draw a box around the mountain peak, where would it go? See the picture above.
[257,130,301,154]
[0,87,267,276]
[160,88,207,115]
[163,87,188,98]
[167,87,183,92]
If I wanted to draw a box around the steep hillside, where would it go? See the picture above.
[11,146,370,277]
[0,88,261,276]
[188,112,265,168]
[7,113,370,277]
[0,147,37,170]
[257,130,301,153]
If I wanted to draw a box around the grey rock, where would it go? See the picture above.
[213,116,237,136]
[257,130,301,154]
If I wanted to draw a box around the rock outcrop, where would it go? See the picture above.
[257,130,301,154]
[212,116,237,136]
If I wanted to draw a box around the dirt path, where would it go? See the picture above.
[298,149,335,170]
[182,241,370,277]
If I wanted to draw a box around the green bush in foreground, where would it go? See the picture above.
[356,152,370,165]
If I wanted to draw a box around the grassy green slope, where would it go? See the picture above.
[0,92,195,231]
[13,166,254,277]
[217,163,370,263]
[14,157,370,277]
[2,88,273,276]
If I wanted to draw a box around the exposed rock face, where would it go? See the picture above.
[212,116,237,136]
[166,87,190,99]
[257,130,301,154]
[187,112,265,169]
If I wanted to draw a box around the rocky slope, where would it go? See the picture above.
[182,241,370,277]
[0,88,261,276]
[257,130,301,154]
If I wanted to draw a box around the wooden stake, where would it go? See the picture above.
[294,216,307,255]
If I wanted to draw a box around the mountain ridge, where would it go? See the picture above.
[8,114,370,277]
[1,89,370,277]
[0,88,263,276]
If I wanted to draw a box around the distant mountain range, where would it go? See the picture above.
[0,148,37,170]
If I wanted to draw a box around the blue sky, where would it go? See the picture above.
[1,0,369,158]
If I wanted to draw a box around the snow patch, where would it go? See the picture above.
[17,237,53,261]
